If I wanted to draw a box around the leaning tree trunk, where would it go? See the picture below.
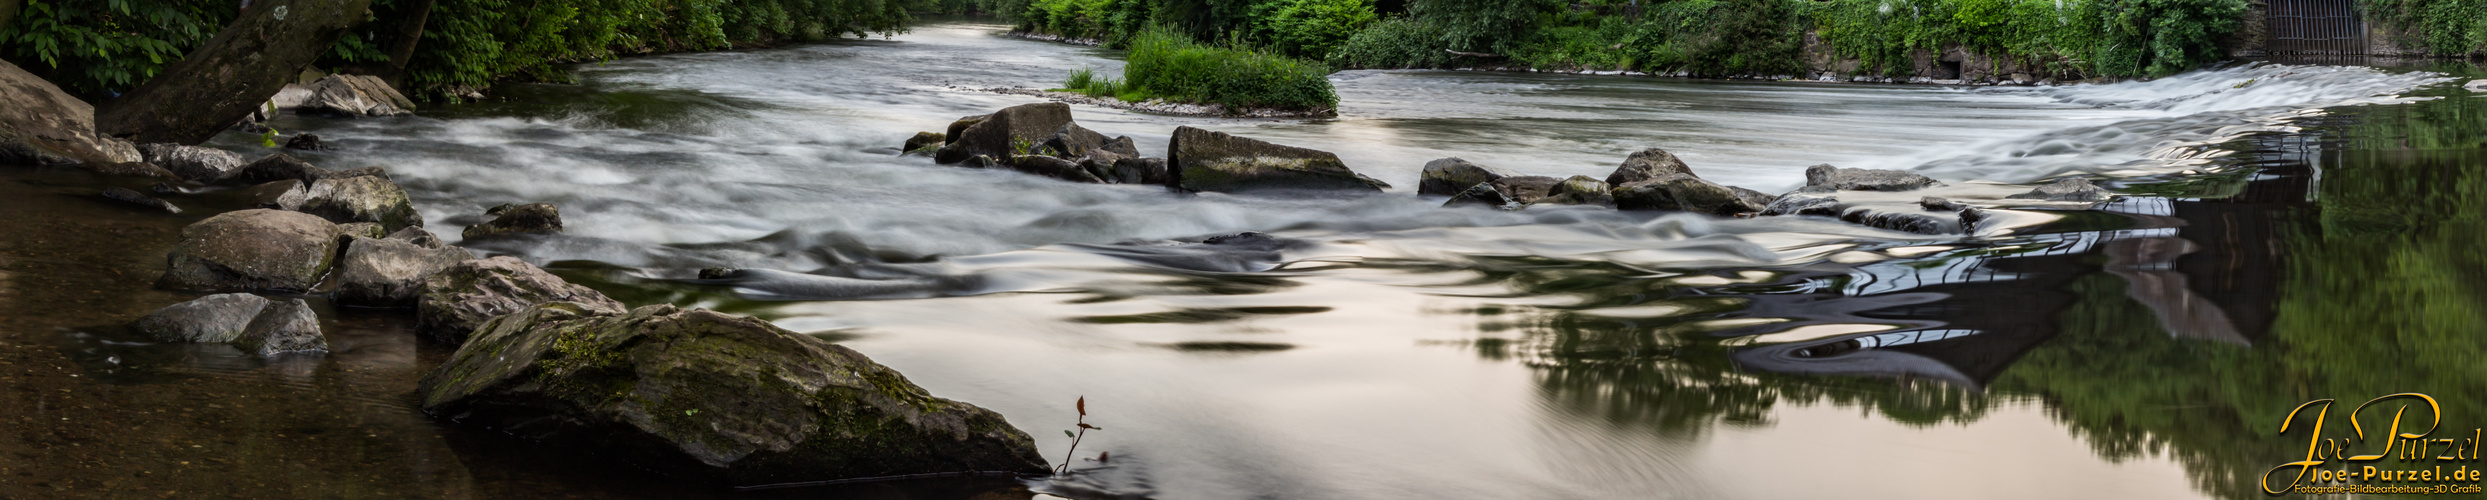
[94,0,373,145]
[0,0,21,34]
[375,0,437,88]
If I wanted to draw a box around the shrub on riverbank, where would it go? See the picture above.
[1016,0,1377,59]
[1061,28,1337,112]
[2362,0,2487,56]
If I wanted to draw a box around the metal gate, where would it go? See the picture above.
[2268,0,2367,55]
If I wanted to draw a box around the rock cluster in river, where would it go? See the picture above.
[911,102,1389,192]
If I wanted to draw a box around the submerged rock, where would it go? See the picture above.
[284,133,328,151]
[1919,196,1968,212]
[1613,174,1763,215]
[1533,176,1614,207]
[0,59,142,165]
[1604,148,1696,186]
[1004,155,1103,183]
[247,180,311,211]
[139,143,246,182]
[102,187,182,213]
[936,103,1074,165]
[1168,126,1388,193]
[235,298,327,356]
[462,203,563,240]
[81,162,178,179]
[158,209,344,292]
[418,304,1049,486]
[1840,207,1960,235]
[901,132,944,155]
[337,235,476,307]
[1760,194,1840,216]
[299,174,423,231]
[416,256,626,345]
[1803,164,1943,191]
[2007,177,2113,202]
[1417,158,1511,197]
[219,154,328,186]
[135,293,273,343]
[1445,176,1560,209]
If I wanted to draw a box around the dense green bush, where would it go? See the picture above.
[1812,0,2242,79]
[1011,0,1376,60]
[1330,16,1450,68]
[2362,0,2487,56]
[1072,27,1336,111]
[0,0,231,99]
[0,0,915,102]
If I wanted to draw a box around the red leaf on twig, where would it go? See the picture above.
[1076,396,1086,416]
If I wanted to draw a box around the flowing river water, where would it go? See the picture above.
[7,20,2487,500]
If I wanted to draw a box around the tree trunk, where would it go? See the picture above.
[94,0,374,145]
[375,0,435,88]
[0,0,21,34]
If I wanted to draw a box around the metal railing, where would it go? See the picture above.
[2269,0,2367,55]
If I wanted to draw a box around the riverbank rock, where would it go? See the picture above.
[298,174,422,231]
[416,256,625,345]
[135,293,273,343]
[462,203,563,240]
[901,132,944,155]
[159,209,345,292]
[102,187,182,213]
[417,304,1050,485]
[139,143,246,181]
[1167,126,1389,193]
[1803,164,1942,192]
[337,234,476,307]
[2007,177,2113,202]
[1533,176,1614,207]
[235,298,327,356]
[1041,123,1139,159]
[1613,174,1764,215]
[1604,148,1696,186]
[936,103,1074,165]
[300,75,415,117]
[1418,158,1511,196]
[0,59,141,165]
[219,154,329,185]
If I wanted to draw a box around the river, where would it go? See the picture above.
[11,20,2487,500]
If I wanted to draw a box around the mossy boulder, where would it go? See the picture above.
[1167,126,1388,193]
[1533,175,1614,207]
[935,103,1073,165]
[1604,148,1696,186]
[158,209,344,292]
[462,203,563,240]
[299,174,423,232]
[416,256,625,345]
[1040,122,1138,159]
[1612,174,1764,216]
[418,304,1050,486]
[1417,158,1512,197]
[901,131,945,155]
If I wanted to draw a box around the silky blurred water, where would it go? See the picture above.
[150,21,2484,500]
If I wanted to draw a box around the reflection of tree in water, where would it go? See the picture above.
[1453,87,2487,499]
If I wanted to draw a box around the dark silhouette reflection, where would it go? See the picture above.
[1461,82,2487,499]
